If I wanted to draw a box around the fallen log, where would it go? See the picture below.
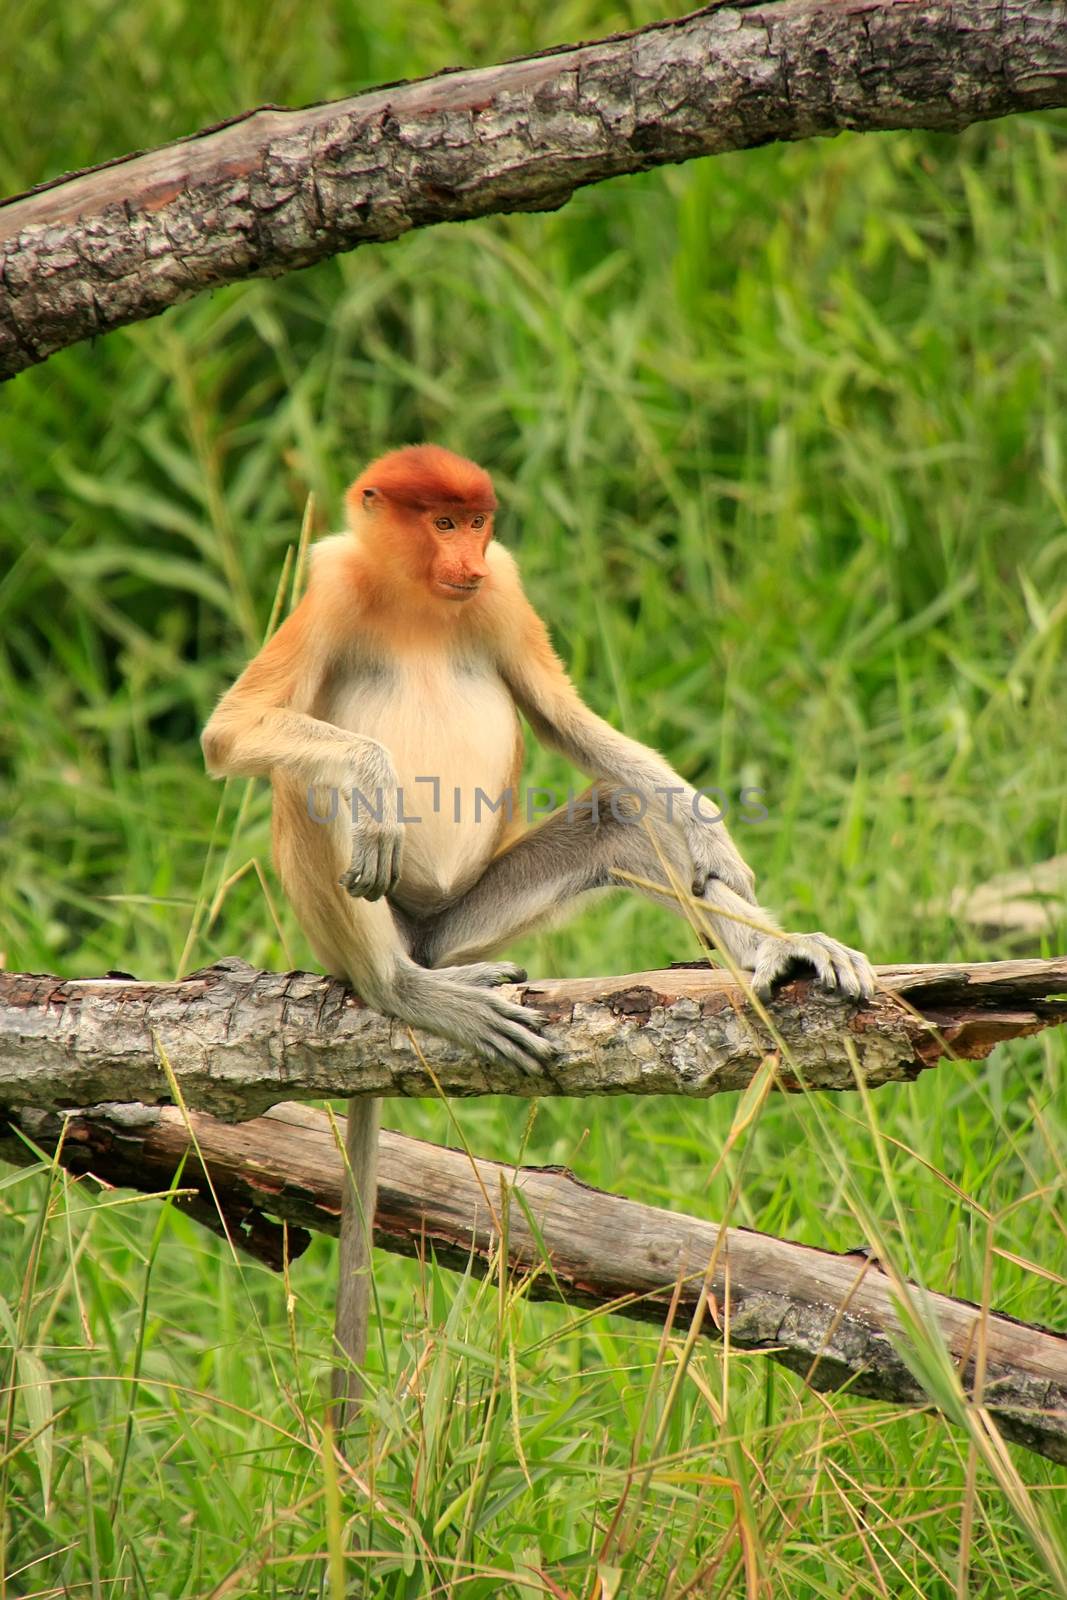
[942,855,1067,940]
[3,0,1066,380]
[1,957,1065,1120]
[1,1099,1063,1464]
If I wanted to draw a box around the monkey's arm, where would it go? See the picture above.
[201,605,390,786]
[495,592,756,904]
[492,582,874,999]
[201,603,403,901]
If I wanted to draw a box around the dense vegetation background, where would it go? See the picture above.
[1,2,1065,1595]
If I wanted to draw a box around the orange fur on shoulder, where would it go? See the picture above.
[475,543,570,680]
[216,600,316,711]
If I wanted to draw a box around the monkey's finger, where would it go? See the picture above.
[339,862,376,899]
[827,954,862,997]
[848,946,878,998]
[801,943,840,993]
[372,839,398,899]
[816,937,866,999]
[388,833,404,893]
[360,858,388,900]
[803,934,860,999]
[347,831,402,900]
[341,836,384,896]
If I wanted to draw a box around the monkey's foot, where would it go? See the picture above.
[470,994,558,1074]
[392,966,557,1075]
[750,932,876,1001]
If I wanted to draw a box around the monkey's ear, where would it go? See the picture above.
[345,482,380,529]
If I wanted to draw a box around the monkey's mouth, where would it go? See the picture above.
[437,580,483,598]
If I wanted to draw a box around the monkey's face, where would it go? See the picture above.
[346,448,498,607]
[423,508,493,602]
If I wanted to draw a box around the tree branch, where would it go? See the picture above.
[2,0,1065,380]
[2,1099,1063,1463]
[1,956,1065,1120]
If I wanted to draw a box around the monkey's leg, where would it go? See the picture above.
[411,786,697,967]
[412,787,874,999]
[273,806,555,1429]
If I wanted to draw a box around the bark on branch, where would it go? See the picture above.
[1,1099,1063,1464]
[1,956,1065,1120]
[3,0,1066,380]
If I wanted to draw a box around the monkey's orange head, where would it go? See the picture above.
[346,445,497,604]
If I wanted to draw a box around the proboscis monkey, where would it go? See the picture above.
[202,445,875,1416]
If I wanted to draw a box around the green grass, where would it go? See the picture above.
[1,2,1066,1594]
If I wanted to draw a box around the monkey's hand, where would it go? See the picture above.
[750,932,876,1001]
[340,815,405,901]
[339,823,404,900]
[339,744,404,900]
[683,814,758,905]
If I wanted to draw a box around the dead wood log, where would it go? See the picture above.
[942,855,1067,940]
[3,0,1067,380]
[1,957,1065,1120]
[1,1099,1063,1464]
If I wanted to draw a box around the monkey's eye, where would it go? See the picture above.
[471,514,486,530]
[434,516,456,533]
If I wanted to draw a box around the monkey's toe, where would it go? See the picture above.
[478,1017,558,1073]
[462,961,529,989]
[809,933,877,999]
